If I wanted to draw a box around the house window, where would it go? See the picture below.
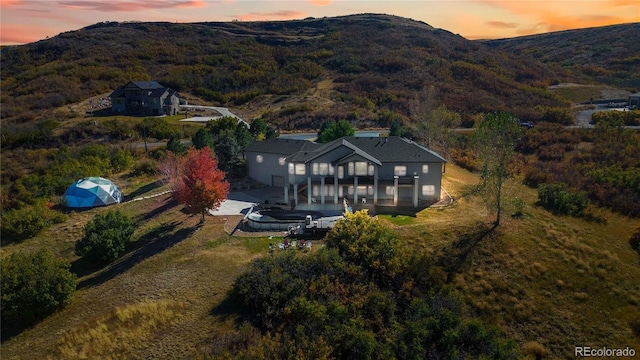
[422,164,429,173]
[329,164,335,175]
[422,185,436,196]
[348,186,354,195]
[256,155,263,163]
[338,166,344,179]
[394,166,407,176]
[288,163,294,175]
[313,185,320,197]
[319,163,329,176]
[348,162,354,176]
[279,157,286,166]
[357,186,368,195]
[313,163,330,176]
[355,162,368,176]
[385,186,395,196]
[295,164,306,175]
[368,164,375,176]
[338,186,344,197]
[327,185,334,196]
[368,186,374,196]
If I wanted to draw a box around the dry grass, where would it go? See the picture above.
[3,165,640,359]
[549,83,630,103]
[52,300,187,360]
[0,180,260,359]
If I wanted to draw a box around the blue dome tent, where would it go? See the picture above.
[62,177,122,208]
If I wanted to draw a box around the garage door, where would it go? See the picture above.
[272,175,284,187]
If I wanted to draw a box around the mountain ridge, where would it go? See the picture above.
[482,22,640,88]
[1,13,576,131]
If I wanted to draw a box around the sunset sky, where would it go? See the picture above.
[1,0,638,45]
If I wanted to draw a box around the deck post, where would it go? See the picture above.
[393,176,399,206]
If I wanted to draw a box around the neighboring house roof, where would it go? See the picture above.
[246,136,446,164]
[109,87,125,98]
[129,81,164,90]
[109,81,178,99]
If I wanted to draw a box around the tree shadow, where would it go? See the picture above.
[124,179,164,201]
[134,196,177,222]
[210,293,254,328]
[437,222,498,283]
[74,221,196,289]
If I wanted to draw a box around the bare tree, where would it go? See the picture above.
[158,152,185,201]
[410,86,460,159]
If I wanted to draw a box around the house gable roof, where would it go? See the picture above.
[337,136,447,163]
[246,136,446,164]
[289,138,382,166]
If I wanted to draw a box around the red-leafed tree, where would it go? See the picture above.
[176,147,229,222]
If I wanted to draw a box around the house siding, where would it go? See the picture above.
[245,136,446,208]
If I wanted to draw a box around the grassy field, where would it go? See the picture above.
[549,83,631,103]
[2,165,639,359]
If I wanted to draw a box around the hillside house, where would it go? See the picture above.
[245,136,447,209]
[109,81,180,116]
[628,93,640,109]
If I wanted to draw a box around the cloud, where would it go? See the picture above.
[59,0,205,12]
[486,20,518,29]
[232,10,307,21]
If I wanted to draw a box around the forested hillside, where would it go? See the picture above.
[483,22,640,88]
[1,14,573,131]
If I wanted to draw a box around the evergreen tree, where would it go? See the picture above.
[166,132,187,155]
[192,128,214,150]
[389,119,402,136]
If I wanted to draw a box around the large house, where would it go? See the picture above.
[245,136,447,209]
[109,81,180,116]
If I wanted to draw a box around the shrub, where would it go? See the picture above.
[110,148,134,172]
[75,210,134,265]
[537,183,589,216]
[227,211,522,359]
[630,226,640,255]
[1,248,77,334]
[1,202,67,243]
[132,159,159,177]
